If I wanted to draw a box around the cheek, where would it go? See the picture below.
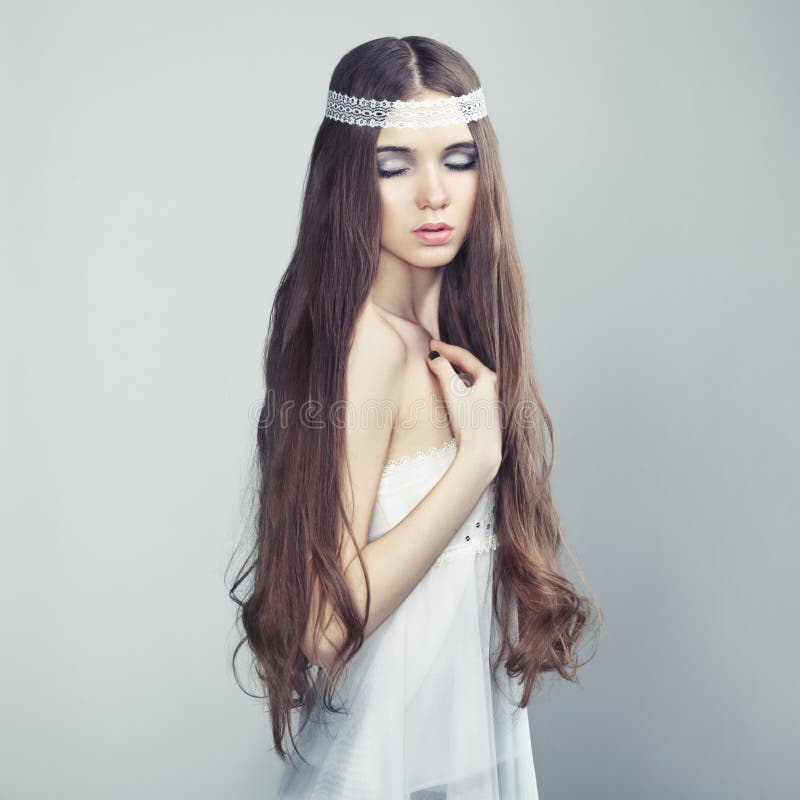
[460,175,479,221]
[379,191,407,234]
[464,171,479,199]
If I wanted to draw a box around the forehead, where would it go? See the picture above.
[376,122,475,152]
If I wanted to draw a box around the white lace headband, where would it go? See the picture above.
[324,87,488,129]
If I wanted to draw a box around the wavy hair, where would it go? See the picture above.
[227,34,603,763]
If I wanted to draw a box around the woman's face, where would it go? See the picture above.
[376,90,479,269]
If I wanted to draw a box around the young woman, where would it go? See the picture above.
[229,35,601,799]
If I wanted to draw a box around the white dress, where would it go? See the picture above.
[277,438,540,799]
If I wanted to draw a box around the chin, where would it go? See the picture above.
[407,250,457,268]
[381,239,463,269]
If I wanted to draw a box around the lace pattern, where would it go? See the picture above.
[325,87,488,129]
[382,438,458,477]
[432,533,498,568]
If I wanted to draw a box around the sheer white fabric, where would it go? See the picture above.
[277,439,539,799]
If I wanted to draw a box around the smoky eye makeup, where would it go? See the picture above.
[376,147,479,178]
[377,157,409,174]
[445,153,477,168]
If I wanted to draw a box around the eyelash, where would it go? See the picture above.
[377,161,478,179]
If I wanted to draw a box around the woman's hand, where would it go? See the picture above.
[426,338,502,474]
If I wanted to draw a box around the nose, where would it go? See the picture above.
[415,161,449,210]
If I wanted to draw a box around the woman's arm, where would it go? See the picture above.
[302,306,499,669]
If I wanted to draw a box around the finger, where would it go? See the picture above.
[426,348,468,394]
[456,370,475,387]
[429,339,489,378]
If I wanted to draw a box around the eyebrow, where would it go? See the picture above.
[376,140,477,154]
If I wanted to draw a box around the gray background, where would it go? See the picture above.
[2,1,797,798]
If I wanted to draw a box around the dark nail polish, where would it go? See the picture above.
[428,350,440,360]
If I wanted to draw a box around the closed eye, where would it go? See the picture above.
[378,160,478,179]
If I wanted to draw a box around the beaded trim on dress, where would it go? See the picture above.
[432,534,498,568]
[381,438,457,477]
[432,480,498,568]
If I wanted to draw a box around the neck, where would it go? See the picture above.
[369,248,446,336]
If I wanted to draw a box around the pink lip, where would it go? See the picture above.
[413,228,454,245]
[412,223,454,245]
[413,222,453,232]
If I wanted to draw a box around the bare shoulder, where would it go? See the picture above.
[340,302,407,485]
[351,300,408,362]
[336,301,407,544]
[347,300,408,401]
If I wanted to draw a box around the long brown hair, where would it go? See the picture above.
[227,35,603,763]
